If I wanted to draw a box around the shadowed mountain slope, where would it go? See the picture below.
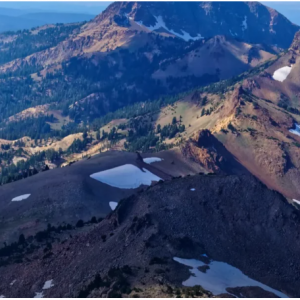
[0,174,299,297]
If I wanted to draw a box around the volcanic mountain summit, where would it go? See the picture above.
[95,1,299,47]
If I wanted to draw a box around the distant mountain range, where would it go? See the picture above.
[0,7,95,32]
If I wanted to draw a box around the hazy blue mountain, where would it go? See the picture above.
[0,14,40,32]
[0,11,95,32]
[0,2,111,15]
[0,6,26,16]
[21,12,95,24]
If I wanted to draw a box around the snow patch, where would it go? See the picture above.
[42,279,54,290]
[293,199,300,205]
[289,123,300,137]
[190,188,196,191]
[229,30,238,37]
[109,201,118,211]
[90,164,162,189]
[124,13,133,21]
[242,16,247,30]
[10,279,16,286]
[136,15,203,41]
[272,66,292,82]
[12,194,31,202]
[0,296,5,298]
[143,157,163,164]
[173,257,287,297]
[34,292,44,298]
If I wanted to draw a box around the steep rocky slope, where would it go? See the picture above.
[0,174,299,297]
[243,31,300,107]
[181,129,249,175]
[162,30,300,201]
[95,1,299,48]
[0,1,297,125]
[0,1,292,75]
[185,84,300,200]
[153,35,276,81]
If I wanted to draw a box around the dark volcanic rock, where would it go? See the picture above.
[0,174,300,297]
[291,31,300,52]
[197,265,210,273]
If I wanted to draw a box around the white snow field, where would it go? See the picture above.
[42,280,54,290]
[136,15,203,41]
[90,164,162,189]
[143,157,163,164]
[109,201,118,211]
[11,194,31,202]
[173,256,287,298]
[289,123,300,137]
[272,66,292,82]
[34,292,44,298]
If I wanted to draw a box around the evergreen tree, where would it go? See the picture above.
[96,131,100,141]
[18,234,26,245]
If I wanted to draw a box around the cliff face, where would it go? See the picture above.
[181,129,249,175]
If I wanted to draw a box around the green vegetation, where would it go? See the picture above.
[78,266,133,298]
[0,42,281,187]
[124,117,185,152]
[0,148,61,185]
[0,215,102,266]
[0,23,81,65]
[278,98,300,115]
[0,115,82,141]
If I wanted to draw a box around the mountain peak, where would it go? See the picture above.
[91,1,299,47]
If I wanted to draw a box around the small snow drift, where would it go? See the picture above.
[293,199,300,205]
[10,280,16,286]
[143,157,163,164]
[90,164,162,189]
[242,16,247,30]
[42,280,54,290]
[109,201,118,211]
[34,292,44,298]
[173,256,287,297]
[0,296,5,298]
[272,66,292,82]
[11,194,31,202]
[190,188,196,191]
[136,15,203,41]
[289,123,300,137]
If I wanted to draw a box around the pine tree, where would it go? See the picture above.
[18,234,26,245]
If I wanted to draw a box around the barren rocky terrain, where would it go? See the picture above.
[0,172,299,297]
